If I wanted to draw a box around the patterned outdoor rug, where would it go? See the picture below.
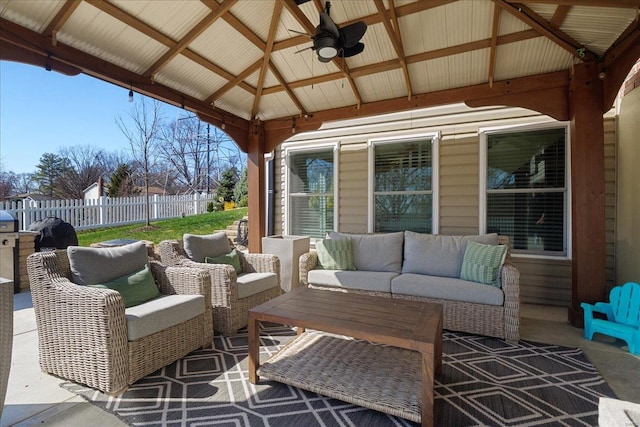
[63,324,615,426]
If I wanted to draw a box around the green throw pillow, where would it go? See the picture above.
[205,249,242,274]
[460,241,507,288]
[316,238,356,270]
[89,265,159,308]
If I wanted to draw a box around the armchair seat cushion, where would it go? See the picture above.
[391,273,505,306]
[237,272,278,299]
[307,270,397,293]
[125,294,205,341]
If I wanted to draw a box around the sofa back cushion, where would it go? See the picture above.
[68,241,149,286]
[183,231,231,263]
[402,231,499,278]
[328,231,404,273]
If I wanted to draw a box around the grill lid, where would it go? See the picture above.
[0,210,18,232]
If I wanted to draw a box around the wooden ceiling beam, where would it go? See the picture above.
[488,4,501,87]
[602,22,640,109]
[145,0,237,79]
[513,0,639,7]
[0,17,249,132]
[252,0,283,118]
[550,5,571,29]
[495,1,598,61]
[86,0,255,94]
[263,28,540,96]
[264,70,570,150]
[375,0,413,99]
[44,0,81,46]
[201,0,267,51]
[273,0,456,52]
[269,61,307,115]
[206,59,262,105]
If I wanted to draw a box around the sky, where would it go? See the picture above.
[0,61,188,175]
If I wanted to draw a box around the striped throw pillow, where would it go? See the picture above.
[316,238,356,271]
[460,240,507,287]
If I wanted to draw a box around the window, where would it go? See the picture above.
[286,147,336,239]
[370,136,437,233]
[481,125,568,256]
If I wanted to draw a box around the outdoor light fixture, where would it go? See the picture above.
[315,36,338,61]
[128,83,134,102]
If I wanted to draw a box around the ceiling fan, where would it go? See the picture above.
[291,0,367,63]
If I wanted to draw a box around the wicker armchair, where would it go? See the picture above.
[27,250,213,394]
[159,239,281,335]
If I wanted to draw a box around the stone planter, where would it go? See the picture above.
[0,278,13,416]
[262,235,310,292]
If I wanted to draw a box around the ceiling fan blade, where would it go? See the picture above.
[288,28,313,37]
[340,21,367,48]
[338,42,364,58]
[293,0,311,4]
[319,11,339,39]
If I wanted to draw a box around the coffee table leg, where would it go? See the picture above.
[248,316,260,384]
[421,351,435,427]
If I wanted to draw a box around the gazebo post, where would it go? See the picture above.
[568,62,607,327]
[247,119,266,253]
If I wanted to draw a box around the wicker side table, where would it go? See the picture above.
[0,277,13,416]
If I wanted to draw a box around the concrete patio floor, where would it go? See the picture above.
[2,291,639,426]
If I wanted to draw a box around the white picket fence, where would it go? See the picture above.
[1,194,218,231]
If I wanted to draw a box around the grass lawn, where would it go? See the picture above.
[76,208,247,247]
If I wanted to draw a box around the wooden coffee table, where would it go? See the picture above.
[248,286,443,427]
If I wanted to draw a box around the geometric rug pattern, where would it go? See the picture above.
[63,324,616,426]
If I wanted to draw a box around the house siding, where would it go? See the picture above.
[274,104,617,307]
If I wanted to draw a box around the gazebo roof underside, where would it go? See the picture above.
[1,0,639,150]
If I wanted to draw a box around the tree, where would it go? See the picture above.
[55,145,111,199]
[107,164,139,197]
[116,97,164,226]
[32,153,70,197]
[216,167,238,202]
[15,173,36,194]
[234,168,248,207]
[0,170,17,200]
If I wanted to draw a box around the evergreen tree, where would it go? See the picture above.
[234,168,248,207]
[32,153,70,197]
[107,164,139,197]
[215,167,237,202]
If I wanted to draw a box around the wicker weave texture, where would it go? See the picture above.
[0,279,13,416]
[159,239,282,335]
[26,250,211,394]
[299,235,520,342]
[259,331,422,423]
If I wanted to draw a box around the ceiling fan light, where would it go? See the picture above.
[315,36,338,59]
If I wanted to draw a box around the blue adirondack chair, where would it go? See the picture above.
[581,282,640,355]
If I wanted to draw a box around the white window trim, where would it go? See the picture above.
[479,122,572,259]
[283,142,339,238]
[367,133,440,233]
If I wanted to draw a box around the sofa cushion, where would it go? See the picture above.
[205,249,242,274]
[315,238,355,270]
[183,232,231,263]
[460,241,507,288]
[307,270,397,293]
[391,273,504,306]
[236,272,279,299]
[89,265,159,308]
[125,294,205,341]
[402,232,499,278]
[68,241,148,286]
[328,231,404,273]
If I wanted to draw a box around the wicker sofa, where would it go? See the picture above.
[300,231,520,342]
[159,232,281,336]
[27,242,213,394]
